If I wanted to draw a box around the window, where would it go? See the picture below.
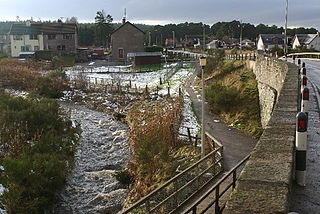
[48,34,56,40]
[63,34,72,40]
[57,45,61,50]
[34,46,39,51]
[118,48,124,59]
[29,34,37,40]
[13,35,23,40]
[62,45,66,50]
[25,45,31,51]
[21,46,26,51]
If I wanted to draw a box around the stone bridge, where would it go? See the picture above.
[224,54,298,213]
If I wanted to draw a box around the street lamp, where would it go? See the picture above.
[200,56,207,158]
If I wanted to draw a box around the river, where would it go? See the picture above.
[53,102,130,214]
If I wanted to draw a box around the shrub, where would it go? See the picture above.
[114,169,133,186]
[0,93,81,213]
[205,84,239,113]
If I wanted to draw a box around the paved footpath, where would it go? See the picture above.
[185,69,257,170]
[290,59,320,213]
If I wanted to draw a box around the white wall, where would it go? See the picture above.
[257,37,265,50]
[10,34,44,57]
[292,37,301,49]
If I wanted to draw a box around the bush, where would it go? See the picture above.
[144,46,163,52]
[114,169,133,186]
[205,84,239,113]
[0,93,81,213]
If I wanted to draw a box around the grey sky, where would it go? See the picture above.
[1,0,319,29]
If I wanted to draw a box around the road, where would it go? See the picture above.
[290,59,320,213]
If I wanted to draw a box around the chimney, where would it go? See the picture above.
[122,17,126,24]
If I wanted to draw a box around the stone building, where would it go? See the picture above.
[111,19,145,61]
[7,22,77,57]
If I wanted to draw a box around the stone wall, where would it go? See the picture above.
[224,56,298,213]
[253,55,290,128]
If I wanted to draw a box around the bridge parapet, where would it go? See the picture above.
[224,57,298,213]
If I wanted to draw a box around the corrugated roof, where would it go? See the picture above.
[295,34,318,45]
[259,34,285,45]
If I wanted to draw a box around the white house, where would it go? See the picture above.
[292,34,320,51]
[257,34,285,51]
[206,40,226,49]
[240,39,255,47]
[9,23,44,57]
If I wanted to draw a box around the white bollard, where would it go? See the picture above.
[301,87,309,115]
[301,75,307,90]
[295,112,308,186]
[301,67,306,76]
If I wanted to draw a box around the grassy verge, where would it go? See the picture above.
[123,97,201,206]
[205,59,262,138]
[0,92,81,213]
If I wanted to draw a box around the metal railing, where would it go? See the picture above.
[182,154,250,214]
[121,133,223,214]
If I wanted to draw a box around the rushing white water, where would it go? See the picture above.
[53,102,130,214]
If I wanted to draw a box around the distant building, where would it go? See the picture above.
[0,34,10,55]
[128,52,162,66]
[34,23,78,54]
[240,39,256,48]
[292,33,320,51]
[206,40,226,49]
[8,22,77,57]
[111,18,145,61]
[257,34,285,51]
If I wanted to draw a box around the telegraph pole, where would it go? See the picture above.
[284,0,289,60]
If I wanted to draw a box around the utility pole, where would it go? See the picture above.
[284,0,289,60]
[172,31,175,48]
[239,20,243,50]
[148,31,151,46]
[203,26,206,50]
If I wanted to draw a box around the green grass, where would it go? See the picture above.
[205,60,263,138]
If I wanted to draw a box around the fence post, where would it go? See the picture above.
[168,87,170,97]
[187,128,192,144]
[145,85,148,94]
[160,77,162,85]
[215,185,220,214]
[295,112,308,186]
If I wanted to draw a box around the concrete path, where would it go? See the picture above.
[290,59,320,213]
[185,69,257,170]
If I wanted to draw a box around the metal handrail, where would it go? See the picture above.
[184,154,251,214]
[121,134,224,214]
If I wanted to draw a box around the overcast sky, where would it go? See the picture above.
[1,0,319,30]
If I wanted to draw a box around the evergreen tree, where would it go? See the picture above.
[94,10,113,47]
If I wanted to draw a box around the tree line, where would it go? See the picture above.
[0,17,318,47]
